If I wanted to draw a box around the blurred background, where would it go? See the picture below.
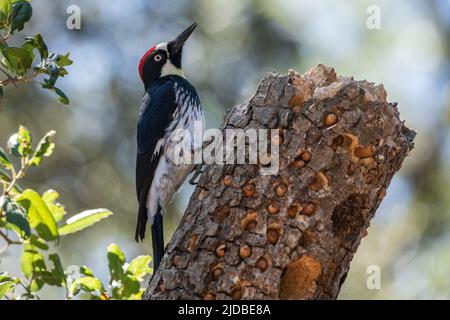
[0,0,449,299]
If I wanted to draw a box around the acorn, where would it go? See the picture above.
[223,175,233,187]
[302,202,315,215]
[245,220,257,231]
[324,113,337,126]
[203,292,216,300]
[188,234,198,253]
[288,95,303,108]
[378,187,386,200]
[212,267,223,280]
[215,244,226,258]
[272,176,282,186]
[275,184,287,197]
[309,172,328,192]
[267,228,280,245]
[256,257,268,271]
[300,150,312,162]
[239,244,252,259]
[241,210,257,231]
[355,145,377,158]
[231,289,242,300]
[267,202,280,214]
[243,184,256,197]
[360,156,375,167]
[331,135,344,151]
[292,158,305,168]
[173,255,182,267]
[288,203,301,218]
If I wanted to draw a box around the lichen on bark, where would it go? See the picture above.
[143,64,416,300]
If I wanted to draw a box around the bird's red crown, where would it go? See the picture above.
[139,46,156,81]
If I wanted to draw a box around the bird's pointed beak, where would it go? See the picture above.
[171,23,197,54]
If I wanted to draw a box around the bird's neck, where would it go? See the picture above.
[160,62,184,78]
[145,74,186,91]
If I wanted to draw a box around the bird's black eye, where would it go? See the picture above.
[154,54,162,62]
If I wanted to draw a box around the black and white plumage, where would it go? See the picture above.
[135,23,204,270]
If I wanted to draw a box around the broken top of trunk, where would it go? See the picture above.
[144,64,416,300]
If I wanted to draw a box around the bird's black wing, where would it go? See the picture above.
[135,79,178,241]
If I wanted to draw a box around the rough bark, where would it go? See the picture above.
[143,64,416,300]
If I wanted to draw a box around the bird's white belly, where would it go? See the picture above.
[147,113,204,225]
[146,155,193,225]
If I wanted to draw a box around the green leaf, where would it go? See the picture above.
[129,289,145,300]
[42,63,59,88]
[118,277,140,299]
[39,254,66,287]
[127,255,152,281]
[0,280,16,299]
[29,278,44,292]
[0,273,10,283]
[0,147,11,169]
[17,125,32,156]
[1,195,30,239]
[2,47,33,74]
[70,276,103,294]
[0,272,19,298]
[24,33,48,61]
[107,243,125,282]
[10,1,32,34]
[0,0,12,16]
[30,130,55,166]
[52,87,69,105]
[21,243,46,279]
[68,282,80,296]
[55,53,72,67]
[0,0,11,25]
[80,265,94,277]
[28,234,48,250]
[17,189,59,241]
[7,126,32,157]
[58,209,112,236]
[42,189,65,222]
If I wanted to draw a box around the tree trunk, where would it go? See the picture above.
[143,64,416,300]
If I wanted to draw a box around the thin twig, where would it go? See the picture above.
[0,229,22,245]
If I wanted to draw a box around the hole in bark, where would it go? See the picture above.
[212,205,230,223]
[298,229,316,248]
[331,194,367,243]
[279,255,322,299]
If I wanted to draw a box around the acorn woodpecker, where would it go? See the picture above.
[135,23,204,270]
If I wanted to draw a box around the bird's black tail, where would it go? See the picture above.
[135,197,148,242]
[151,206,164,271]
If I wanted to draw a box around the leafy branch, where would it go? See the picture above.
[0,0,72,104]
[0,0,153,300]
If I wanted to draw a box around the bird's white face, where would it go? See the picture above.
[139,23,196,88]
[156,42,185,78]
